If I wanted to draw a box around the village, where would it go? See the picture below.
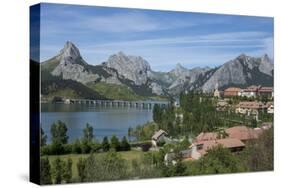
[149,85,273,164]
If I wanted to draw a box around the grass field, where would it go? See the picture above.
[42,150,147,179]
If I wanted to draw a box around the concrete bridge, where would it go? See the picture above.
[64,99,169,109]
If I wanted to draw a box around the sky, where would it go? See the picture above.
[39,3,274,72]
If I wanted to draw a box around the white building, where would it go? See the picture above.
[151,129,168,147]
[267,103,274,114]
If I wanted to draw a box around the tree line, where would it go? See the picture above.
[40,127,273,184]
[41,120,131,156]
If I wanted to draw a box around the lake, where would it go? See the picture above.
[41,103,153,143]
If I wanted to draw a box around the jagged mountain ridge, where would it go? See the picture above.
[41,41,273,99]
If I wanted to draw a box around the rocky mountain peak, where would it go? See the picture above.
[117,51,126,57]
[261,53,271,63]
[105,52,151,85]
[175,63,186,71]
[170,63,187,74]
[59,41,82,64]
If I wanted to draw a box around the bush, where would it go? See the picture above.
[63,144,73,154]
[72,139,82,154]
[41,145,52,156]
[120,136,131,151]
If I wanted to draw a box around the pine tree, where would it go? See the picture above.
[102,136,110,152]
[120,136,131,151]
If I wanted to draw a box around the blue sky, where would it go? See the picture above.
[39,3,274,71]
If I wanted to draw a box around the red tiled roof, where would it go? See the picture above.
[224,87,241,92]
[225,126,261,141]
[195,138,245,155]
[236,101,266,109]
[259,87,273,93]
[194,132,218,142]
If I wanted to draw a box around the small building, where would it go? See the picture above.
[235,101,266,116]
[191,138,245,159]
[194,132,218,143]
[258,87,273,98]
[173,98,180,108]
[64,98,71,104]
[175,113,184,123]
[214,88,221,98]
[266,102,274,114]
[216,100,229,111]
[225,125,262,142]
[164,149,193,165]
[213,83,221,98]
[224,87,241,97]
[151,129,168,147]
[261,122,273,130]
[189,125,266,160]
[240,85,261,98]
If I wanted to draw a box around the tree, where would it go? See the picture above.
[51,158,64,184]
[50,121,68,154]
[40,158,52,184]
[120,136,131,151]
[110,135,121,151]
[102,136,110,152]
[72,139,81,154]
[77,158,87,182]
[81,123,94,154]
[62,158,72,183]
[81,139,92,154]
[40,128,47,146]
[197,145,246,174]
[241,128,273,171]
[84,152,127,181]
[250,118,258,128]
[83,123,94,142]
[153,104,162,124]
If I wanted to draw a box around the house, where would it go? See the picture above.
[175,113,184,123]
[194,132,218,143]
[225,125,262,142]
[258,87,273,98]
[64,98,71,104]
[213,83,221,98]
[173,98,180,108]
[151,129,168,147]
[164,149,193,165]
[191,138,245,159]
[214,88,221,98]
[240,85,261,98]
[189,125,264,159]
[239,86,273,98]
[216,100,229,111]
[235,101,266,116]
[266,102,274,114]
[261,122,273,130]
[223,87,241,97]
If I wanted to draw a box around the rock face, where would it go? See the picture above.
[51,41,100,84]
[105,52,151,85]
[259,54,274,76]
[168,63,211,94]
[201,54,274,92]
[42,41,274,98]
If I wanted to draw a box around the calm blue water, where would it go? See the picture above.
[41,104,153,143]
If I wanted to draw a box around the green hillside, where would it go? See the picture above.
[87,82,145,101]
